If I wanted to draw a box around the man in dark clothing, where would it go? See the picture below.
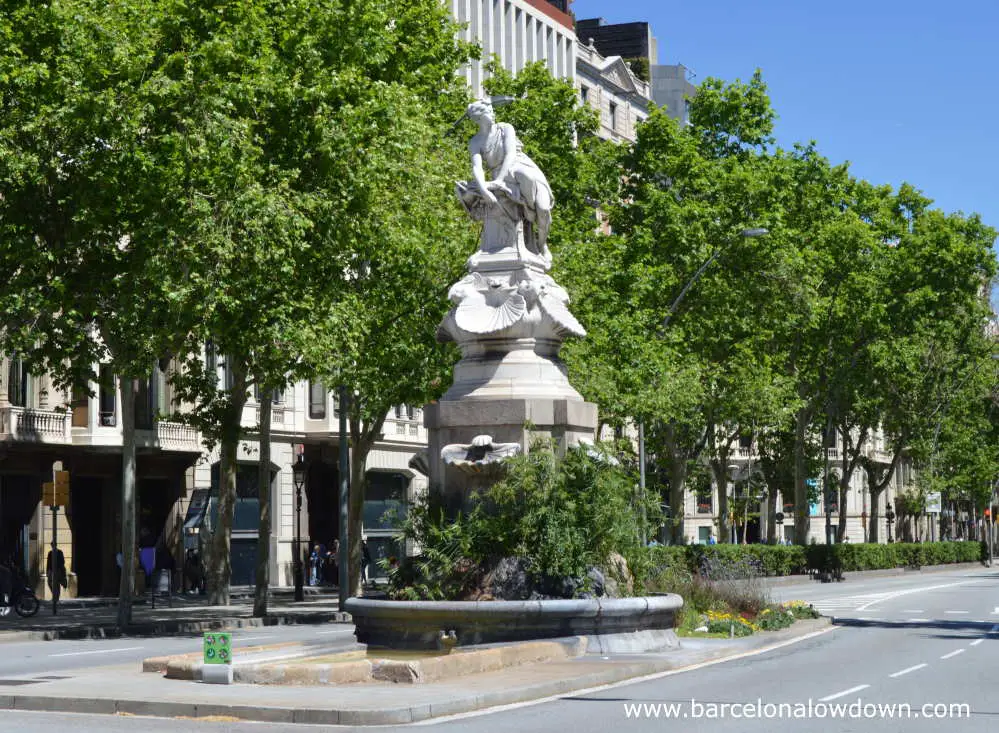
[361,538,372,585]
[46,547,67,615]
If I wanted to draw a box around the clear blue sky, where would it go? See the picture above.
[570,0,999,309]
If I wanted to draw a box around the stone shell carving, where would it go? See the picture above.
[449,273,527,335]
[441,270,585,341]
[441,434,522,474]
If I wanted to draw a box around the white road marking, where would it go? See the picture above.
[889,663,927,678]
[819,684,870,702]
[232,635,271,642]
[944,610,969,615]
[49,645,145,658]
[907,618,931,622]
[902,610,924,614]
[854,580,981,611]
[970,639,984,647]
[940,649,966,660]
[317,630,351,636]
[412,626,838,727]
[992,607,999,615]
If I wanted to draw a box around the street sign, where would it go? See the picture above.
[925,492,942,514]
[42,480,69,507]
[203,632,232,665]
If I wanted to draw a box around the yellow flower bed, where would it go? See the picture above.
[705,610,760,634]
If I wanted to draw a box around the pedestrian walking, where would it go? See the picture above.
[46,546,67,615]
[361,537,372,586]
[309,544,323,587]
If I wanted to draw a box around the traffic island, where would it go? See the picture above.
[2,618,833,726]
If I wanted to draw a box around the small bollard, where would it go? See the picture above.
[201,632,233,685]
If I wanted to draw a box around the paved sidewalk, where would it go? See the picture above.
[0,588,351,641]
[0,619,832,726]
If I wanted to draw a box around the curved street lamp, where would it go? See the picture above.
[291,452,307,602]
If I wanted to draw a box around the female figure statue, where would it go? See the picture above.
[461,99,553,259]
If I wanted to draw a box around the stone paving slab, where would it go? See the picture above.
[0,619,832,726]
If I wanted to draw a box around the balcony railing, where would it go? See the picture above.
[154,421,200,452]
[0,406,72,444]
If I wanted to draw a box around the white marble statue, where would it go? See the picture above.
[455,99,553,262]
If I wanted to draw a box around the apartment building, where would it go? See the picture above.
[447,0,577,95]
[0,352,429,597]
[0,358,200,598]
[576,38,651,142]
[680,428,914,546]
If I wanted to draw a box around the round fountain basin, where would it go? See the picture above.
[345,595,683,653]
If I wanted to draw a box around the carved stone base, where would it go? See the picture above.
[444,336,583,402]
[424,398,598,511]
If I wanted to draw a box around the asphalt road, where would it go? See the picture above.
[0,623,357,677]
[3,566,997,732]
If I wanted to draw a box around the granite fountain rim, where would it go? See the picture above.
[344,594,684,620]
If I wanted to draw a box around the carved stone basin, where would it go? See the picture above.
[344,595,683,653]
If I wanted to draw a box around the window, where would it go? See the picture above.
[71,386,89,428]
[98,365,116,427]
[254,384,285,404]
[204,341,218,385]
[696,487,713,514]
[135,375,153,430]
[580,85,589,104]
[363,472,408,530]
[7,356,28,407]
[308,380,326,419]
[608,102,618,131]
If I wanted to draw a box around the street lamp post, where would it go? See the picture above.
[662,228,769,329]
[291,452,307,602]
[885,504,896,544]
[337,385,350,610]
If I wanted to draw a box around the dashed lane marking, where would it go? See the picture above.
[819,684,870,702]
[889,663,927,678]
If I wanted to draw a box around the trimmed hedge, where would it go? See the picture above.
[645,541,983,578]
[806,540,983,573]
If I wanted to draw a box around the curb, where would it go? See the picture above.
[0,619,831,725]
[0,611,352,642]
[764,560,989,588]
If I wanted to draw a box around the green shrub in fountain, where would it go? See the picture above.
[387,442,659,600]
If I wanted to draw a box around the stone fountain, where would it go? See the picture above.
[348,100,680,652]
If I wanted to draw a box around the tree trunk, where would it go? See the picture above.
[117,377,137,628]
[207,370,248,606]
[345,406,387,597]
[668,461,687,544]
[765,489,777,544]
[793,408,811,545]
[710,461,730,544]
[868,485,883,543]
[253,393,272,618]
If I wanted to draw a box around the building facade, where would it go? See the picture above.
[0,352,429,597]
[576,38,651,143]
[651,63,697,124]
[447,0,577,95]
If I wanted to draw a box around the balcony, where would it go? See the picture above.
[154,421,201,452]
[134,421,200,453]
[0,406,72,444]
[385,416,425,444]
